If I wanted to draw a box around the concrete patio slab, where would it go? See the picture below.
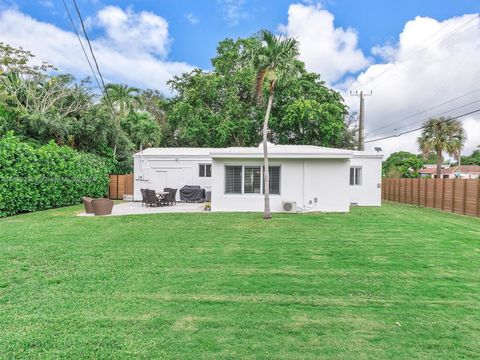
[78,201,205,216]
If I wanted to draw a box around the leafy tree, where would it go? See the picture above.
[105,83,141,119]
[253,30,300,219]
[104,83,141,156]
[138,89,171,143]
[461,145,480,165]
[167,36,351,150]
[417,117,466,178]
[121,111,162,149]
[0,42,55,76]
[383,151,423,178]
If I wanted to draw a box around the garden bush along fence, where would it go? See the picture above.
[0,132,111,217]
[382,178,480,217]
[108,174,133,199]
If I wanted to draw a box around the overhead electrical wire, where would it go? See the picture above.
[68,0,118,121]
[364,108,480,144]
[365,87,480,137]
[365,99,480,139]
[61,0,103,95]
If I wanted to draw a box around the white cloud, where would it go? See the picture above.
[38,0,54,8]
[0,8,193,94]
[279,3,370,85]
[347,14,480,158]
[218,0,247,26]
[93,6,171,58]
[185,13,199,25]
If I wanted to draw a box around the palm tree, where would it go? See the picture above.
[104,84,141,156]
[253,30,299,219]
[417,117,466,179]
[105,83,141,119]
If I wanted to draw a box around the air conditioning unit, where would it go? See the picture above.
[282,201,297,213]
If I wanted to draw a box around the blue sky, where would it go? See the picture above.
[8,0,479,70]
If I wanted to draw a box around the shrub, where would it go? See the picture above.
[0,132,111,217]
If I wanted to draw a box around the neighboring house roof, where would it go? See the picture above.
[419,165,480,175]
[444,165,480,174]
[134,143,383,160]
[419,168,437,174]
[422,164,450,169]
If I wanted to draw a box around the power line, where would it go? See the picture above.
[71,0,108,92]
[367,98,480,139]
[61,0,103,95]
[364,108,480,144]
[366,87,480,137]
[70,0,118,121]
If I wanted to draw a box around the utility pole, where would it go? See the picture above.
[350,90,372,151]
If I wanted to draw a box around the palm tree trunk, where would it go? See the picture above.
[436,148,442,179]
[262,90,274,220]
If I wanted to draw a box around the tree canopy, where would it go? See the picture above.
[461,146,480,165]
[383,151,424,178]
[1,35,356,173]
[417,117,466,178]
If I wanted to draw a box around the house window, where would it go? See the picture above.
[244,166,262,193]
[199,164,211,177]
[265,166,281,195]
[442,174,449,179]
[225,166,242,193]
[225,165,280,195]
[350,167,362,186]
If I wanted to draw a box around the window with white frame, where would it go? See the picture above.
[199,164,211,177]
[225,166,242,193]
[244,166,262,193]
[350,167,362,186]
[266,166,280,195]
[225,165,280,194]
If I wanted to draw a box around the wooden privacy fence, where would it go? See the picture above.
[109,174,134,199]
[382,178,480,217]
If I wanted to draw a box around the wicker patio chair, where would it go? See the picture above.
[140,188,147,206]
[82,196,95,214]
[91,198,114,215]
[163,188,177,205]
[145,189,161,207]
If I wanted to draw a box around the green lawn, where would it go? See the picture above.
[1,203,479,359]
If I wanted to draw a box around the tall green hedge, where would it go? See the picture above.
[0,132,111,217]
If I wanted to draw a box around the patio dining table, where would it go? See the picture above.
[156,191,169,200]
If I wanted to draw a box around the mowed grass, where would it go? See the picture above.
[1,203,480,359]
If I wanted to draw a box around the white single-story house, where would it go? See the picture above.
[134,143,383,213]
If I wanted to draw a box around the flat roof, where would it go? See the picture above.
[134,147,217,157]
[134,144,383,159]
[210,144,354,159]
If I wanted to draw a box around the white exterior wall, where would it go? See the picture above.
[348,155,382,206]
[134,155,212,201]
[211,158,350,212]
